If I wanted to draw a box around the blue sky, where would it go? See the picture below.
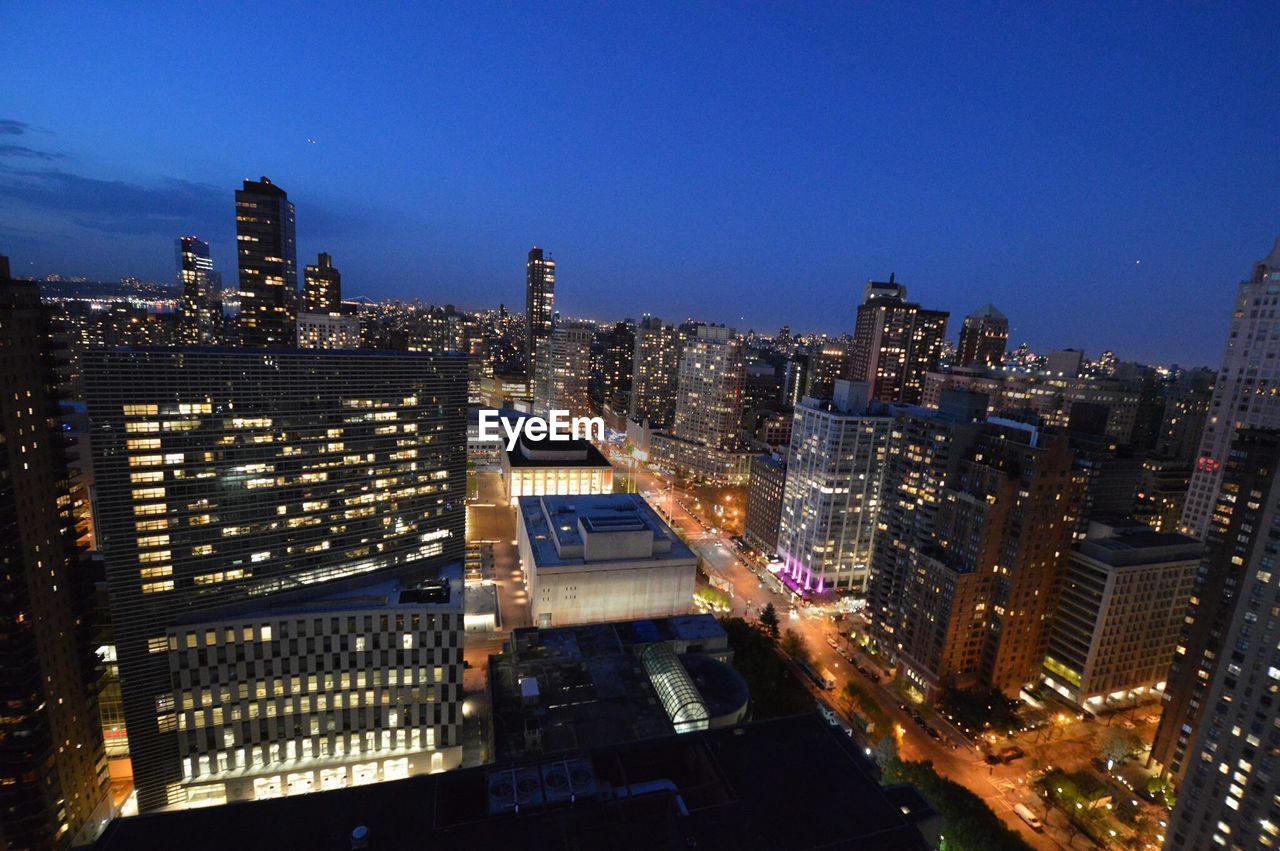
[2,2,1278,365]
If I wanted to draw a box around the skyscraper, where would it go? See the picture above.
[303,252,341,313]
[1151,429,1280,784]
[776,380,892,594]
[597,320,634,416]
[235,177,297,348]
[955,303,1008,368]
[84,348,466,811]
[532,325,593,418]
[1162,430,1280,849]
[869,397,1082,701]
[524,247,555,379]
[867,394,986,656]
[176,236,222,345]
[849,276,949,404]
[0,257,113,847]
[629,316,683,429]
[1182,237,1280,537]
[651,325,754,483]
[806,342,853,399]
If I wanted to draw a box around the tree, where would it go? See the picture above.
[1100,727,1142,766]
[870,735,898,769]
[759,602,780,639]
[780,629,809,663]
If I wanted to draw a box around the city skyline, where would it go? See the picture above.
[3,4,1280,366]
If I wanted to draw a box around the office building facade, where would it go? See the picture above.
[166,569,464,808]
[1182,237,1280,537]
[1040,522,1200,710]
[235,177,298,347]
[83,348,466,811]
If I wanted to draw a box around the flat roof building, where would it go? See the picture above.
[500,433,613,505]
[1040,521,1200,711]
[488,615,747,762]
[516,494,696,627]
[93,714,930,851]
[168,564,466,808]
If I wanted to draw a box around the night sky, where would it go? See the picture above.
[2,3,1278,366]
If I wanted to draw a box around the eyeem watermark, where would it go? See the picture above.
[478,409,604,451]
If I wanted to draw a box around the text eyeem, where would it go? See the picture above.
[478,409,604,451]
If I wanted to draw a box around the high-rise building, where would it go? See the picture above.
[867,393,986,655]
[1163,430,1280,849]
[235,177,297,348]
[532,325,593,418]
[871,405,1083,701]
[955,304,1008,368]
[743,453,786,555]
[1040,520,1200,711]
[296,311,361,349]
[629,316,684,429]
[1151,429,1280,784]
[176,236,222,345]
[776,381,892,594]
[806,342,853,399]
[524,247,555,379]
[303,252,341,313]
[597,321,634,416]
[83,348,466,811]
[0,258,113,848]
[651,325,753,484]
[923,366,1146,444]
[850,275,949,404]
[1182,238,1280,537]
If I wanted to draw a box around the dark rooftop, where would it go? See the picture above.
[90,714,928,851]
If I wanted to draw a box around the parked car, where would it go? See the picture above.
[1013,803,1044,832]
[1000,746,1025,763]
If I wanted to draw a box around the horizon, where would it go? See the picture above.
[4,3,1279,366]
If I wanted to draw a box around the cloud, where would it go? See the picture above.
[0,144,64,161]
[0,120,30,136]
[0,164,226,236]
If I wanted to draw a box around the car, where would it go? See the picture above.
[1000,746,1025,763]
[1121,719,1137,730]
[1013,803,1044,832]
[826,636,839,649]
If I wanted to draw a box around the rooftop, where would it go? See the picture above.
[504,433,612,468]
[518,493,694,568]
[489,616,737,762]
[91,714,928,851]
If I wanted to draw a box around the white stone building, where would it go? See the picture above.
[516,493,696,627]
